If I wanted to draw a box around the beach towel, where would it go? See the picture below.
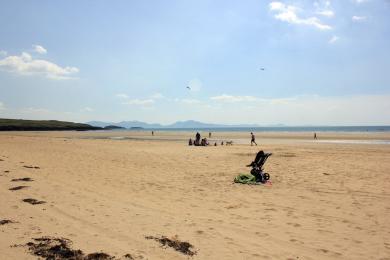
[234,173,260,185]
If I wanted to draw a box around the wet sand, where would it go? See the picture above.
[1,131,390,259]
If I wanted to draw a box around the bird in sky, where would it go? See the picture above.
[260,68,265,71]
[186,86,191,90]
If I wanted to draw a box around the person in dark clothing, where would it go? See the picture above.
[251,132,257,146]
[195,132,201,146]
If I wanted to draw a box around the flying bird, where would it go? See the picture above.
[186,86,191,90]
[260,68,265,71]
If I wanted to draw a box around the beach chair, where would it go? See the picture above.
[247,151,272,183]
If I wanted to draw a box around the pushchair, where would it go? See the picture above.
[247,150,272,183]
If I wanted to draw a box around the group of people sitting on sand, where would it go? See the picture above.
[189,132,210,146]
[189,132,234,146]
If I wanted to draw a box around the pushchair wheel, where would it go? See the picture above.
[263,173,270,181]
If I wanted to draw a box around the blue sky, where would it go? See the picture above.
[0,0,389,125]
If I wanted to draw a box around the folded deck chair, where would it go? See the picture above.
[235,150,272,184]
[247,150,272,171]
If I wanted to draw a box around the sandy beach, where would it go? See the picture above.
[1,130,390,259]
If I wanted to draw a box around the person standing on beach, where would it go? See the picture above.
[251,132,257,146]
[195,132,201,145]
[152,131,154,136]
[314,132,317,140]
[209,132,212,138]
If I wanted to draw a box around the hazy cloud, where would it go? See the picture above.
[82,107,94,112]
[116,94,129,99]
[314,1,334,17]
[0,51,79,80]
[352,15,367,21]
[187,78,202,92]
[123,99,154,105]
[203,95,390,125]
[32,44,47,54]
[21,107,51,114]
[316,10,334,17]
[0,102,5,111]
[269,2,332,30]
[210,94,259,102]
[177,98,202,104]
[0,50,7,56]
[328,35,339,44]
[150,93,165,99]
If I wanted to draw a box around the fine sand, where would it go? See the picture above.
[1,131,390,259]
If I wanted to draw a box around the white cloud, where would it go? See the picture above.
[316,10,334,17]
[0,50,7,56]
[0,51,79,80]
[269,1,332,30]
[210,94,259,102]
[352,0,369,3]
[328,35,339,44]
[116,94,129,99]
[123,99,154,105]
[352,15,367,21]
[32,45,47,54]
[0,102,5,111]
[313,1,334,17]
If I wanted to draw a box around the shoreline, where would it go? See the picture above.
[2,130,390,142]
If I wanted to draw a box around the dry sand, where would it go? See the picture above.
[1,131,390,259]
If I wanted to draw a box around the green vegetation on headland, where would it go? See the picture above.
[0,118,102,131]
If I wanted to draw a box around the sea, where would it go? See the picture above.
[142,126,390,132]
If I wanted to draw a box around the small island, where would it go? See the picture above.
[103,125,125,130]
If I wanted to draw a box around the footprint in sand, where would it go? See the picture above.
[287,222,301,227]
[290,238,304,245]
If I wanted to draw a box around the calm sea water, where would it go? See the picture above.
[145,126,390,132]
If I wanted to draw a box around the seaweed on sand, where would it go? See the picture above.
[25,237,115,260]
[145,235,196,256]
[11,177,33,182]
[22,198,46,205]
[0,219,14,225]
[9,186,29,191]
[23,165,40,169]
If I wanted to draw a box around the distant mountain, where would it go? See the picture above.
[87,121,113,128]
[166,120,224,128]
[103,125,126,130]
[87,120,260,129]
